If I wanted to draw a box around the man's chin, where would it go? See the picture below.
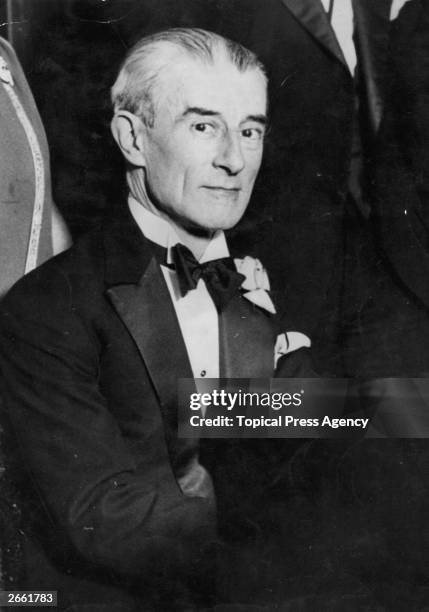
[196,218,244,234]
[178,206,248,235]
[198,211,247,233]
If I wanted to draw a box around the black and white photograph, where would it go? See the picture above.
[1,0,429,609]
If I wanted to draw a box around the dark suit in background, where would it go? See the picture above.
[369,0,429,373]
[217,0,429,378]
[340,0,429,377]
[283,4,429,609]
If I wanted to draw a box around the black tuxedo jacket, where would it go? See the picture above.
[342,0,429,377]
[0,207,285,610]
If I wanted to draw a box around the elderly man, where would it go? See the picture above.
[0,29,308,610]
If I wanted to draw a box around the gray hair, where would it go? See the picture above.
[111,28,266,127]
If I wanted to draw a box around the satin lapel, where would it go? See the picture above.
[353,0,392,133]
[270,288,287,324]
[106,258,193,434]
[281,0,348,68]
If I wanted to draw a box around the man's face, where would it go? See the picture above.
[141,53,267,233]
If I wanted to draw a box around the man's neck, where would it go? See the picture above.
[171,224,213,261]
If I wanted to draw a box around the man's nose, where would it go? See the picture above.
[213,132,245,175]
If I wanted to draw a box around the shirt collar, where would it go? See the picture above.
[128,195,229,263]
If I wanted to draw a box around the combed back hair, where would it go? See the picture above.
[111,28,267,127]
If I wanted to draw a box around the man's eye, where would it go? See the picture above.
[193,123,216,134]
[241,127,264,141]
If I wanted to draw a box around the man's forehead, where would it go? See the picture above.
[157,54,267,119]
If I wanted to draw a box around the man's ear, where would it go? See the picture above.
[111,110,147,167]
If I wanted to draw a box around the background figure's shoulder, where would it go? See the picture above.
[0,36,29,89]
[0,36,18,63]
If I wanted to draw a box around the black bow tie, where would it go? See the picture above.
[171,243,245,312]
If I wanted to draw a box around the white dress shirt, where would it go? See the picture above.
[320,0,411,75]
[389,0,412,21]
[320,0,357,75]
[129,195,228,379]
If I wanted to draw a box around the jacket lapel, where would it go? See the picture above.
[103,210,193,434]
[107,260,193,418]
[353,0,392,134]
[281,0,348,69]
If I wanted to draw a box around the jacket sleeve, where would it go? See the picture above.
[0,264,216,580]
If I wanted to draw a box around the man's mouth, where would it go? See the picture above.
[202,186,241,192]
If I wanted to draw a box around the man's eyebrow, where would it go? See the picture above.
[181,108,268,126]
[182,107,220,118]
[244,114,267,126]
